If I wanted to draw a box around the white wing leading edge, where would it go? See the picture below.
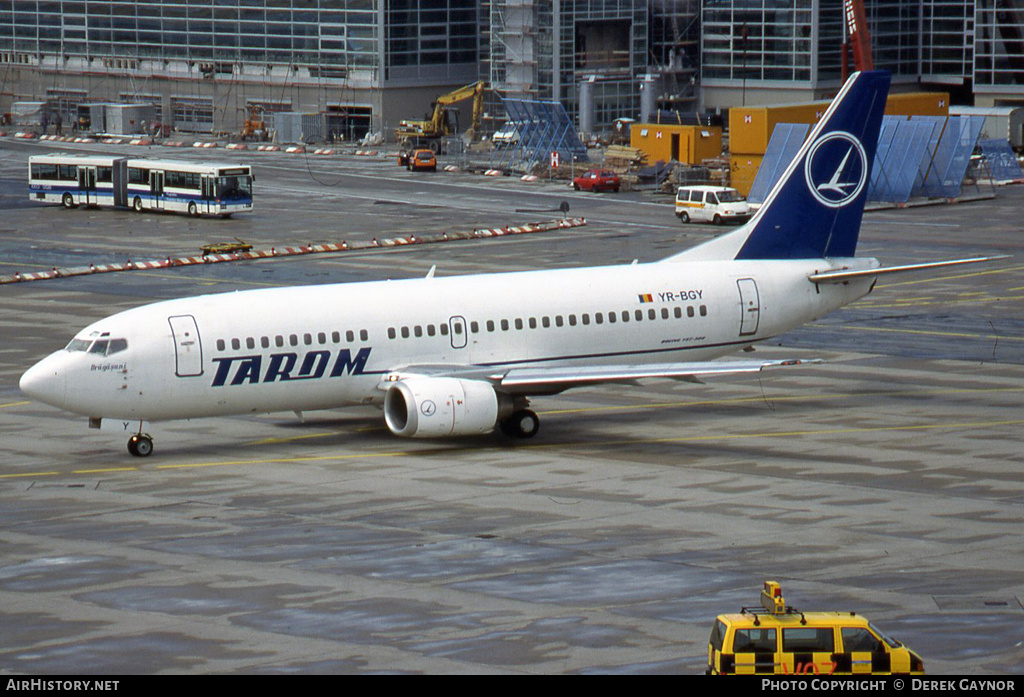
[382,358,822,396]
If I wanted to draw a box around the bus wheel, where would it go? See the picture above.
[188,201,198,216]
[62,193,76,209]
[133,197,143,212]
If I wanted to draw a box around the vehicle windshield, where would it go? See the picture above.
[417,151,433,161]
[868,622,902,649]
[717,189,745,203]
[217,175,252,201]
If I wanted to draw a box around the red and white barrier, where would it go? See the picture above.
[0,218,587,285]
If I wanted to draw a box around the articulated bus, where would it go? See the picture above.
[29,155,253,217]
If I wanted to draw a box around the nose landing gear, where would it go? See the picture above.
[127,433,154,457]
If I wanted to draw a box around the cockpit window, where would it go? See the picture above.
[68,338,128,356]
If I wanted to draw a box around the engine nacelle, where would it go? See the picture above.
[383,377,500,438]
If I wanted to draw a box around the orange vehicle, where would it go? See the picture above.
[408,149,437,172]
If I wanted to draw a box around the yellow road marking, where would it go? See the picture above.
[809,324,1024,342]
[0,471,60,479]
[1,401,30,409]
[523,418,1024,452]
[876,264,1024,289]
[73,467,139,474]
[156,448,421,470]
[540,385,1024,416]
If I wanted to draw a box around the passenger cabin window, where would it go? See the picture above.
[733,628,776,653]
[782,628,834,653]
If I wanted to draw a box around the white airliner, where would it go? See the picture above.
[20,71,1004,456]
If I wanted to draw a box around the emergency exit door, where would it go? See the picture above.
[737,278,760,336]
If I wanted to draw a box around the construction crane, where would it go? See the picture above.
[841,0,874,82]
[394,80,485,152]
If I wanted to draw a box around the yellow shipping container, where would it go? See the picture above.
[729,154,763,197]
[629,123,723,164]
[729,103,829,155]
[729,92,951,156]
[885,92,949,117]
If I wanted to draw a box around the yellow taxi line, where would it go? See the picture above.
[818,324,1024,341]
[875,263,1024,289]
[539,385,1024,417]
[4,414,1020,479]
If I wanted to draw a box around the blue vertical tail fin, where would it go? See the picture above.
[664,70,891,262]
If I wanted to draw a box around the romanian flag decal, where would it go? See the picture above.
[638,293,653,303]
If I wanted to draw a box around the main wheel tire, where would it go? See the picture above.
[188,201,198,216]
[713,213,722,225]
[500,409,540,439]
[133,197,143,212]
[62,192,76,209]
[680,211,690,223]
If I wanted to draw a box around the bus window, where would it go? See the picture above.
[217,175,252,201]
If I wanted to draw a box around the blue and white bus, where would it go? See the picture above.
[125,159,253,217]
[28,154,129,209]
[29,155,253,217]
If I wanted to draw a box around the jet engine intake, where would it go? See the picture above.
[383,377,500,437]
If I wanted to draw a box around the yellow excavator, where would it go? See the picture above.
[395,80,485,153]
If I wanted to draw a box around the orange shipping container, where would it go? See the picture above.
[630,123,723,164]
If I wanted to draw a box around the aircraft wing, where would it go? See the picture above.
[382,359,821,395]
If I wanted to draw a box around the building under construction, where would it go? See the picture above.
[1,1,1023,141]
[485,0,699,135]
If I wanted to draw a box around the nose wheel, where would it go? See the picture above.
[127,433,154,457]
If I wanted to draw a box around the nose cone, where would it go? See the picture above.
[20,354,68,409]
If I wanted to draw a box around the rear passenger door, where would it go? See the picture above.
[781,626,836,675]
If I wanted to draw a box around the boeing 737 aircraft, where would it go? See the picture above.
[20,71,1003,456]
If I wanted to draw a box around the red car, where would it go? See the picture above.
[573,169,620,192]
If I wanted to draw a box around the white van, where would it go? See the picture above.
[675,185,751,225]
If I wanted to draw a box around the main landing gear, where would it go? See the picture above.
[127,433,154,457]
[499,408,540,439]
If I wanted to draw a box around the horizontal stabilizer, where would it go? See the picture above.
[808,255,1009,283]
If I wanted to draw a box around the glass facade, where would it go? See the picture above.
[0,1,379,71]
[975,0,1024,90]
[921,0,974,81]
[702,0,815,83]
[0,1,479,83]
[703,1,926,87]
[386,0,478,72]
